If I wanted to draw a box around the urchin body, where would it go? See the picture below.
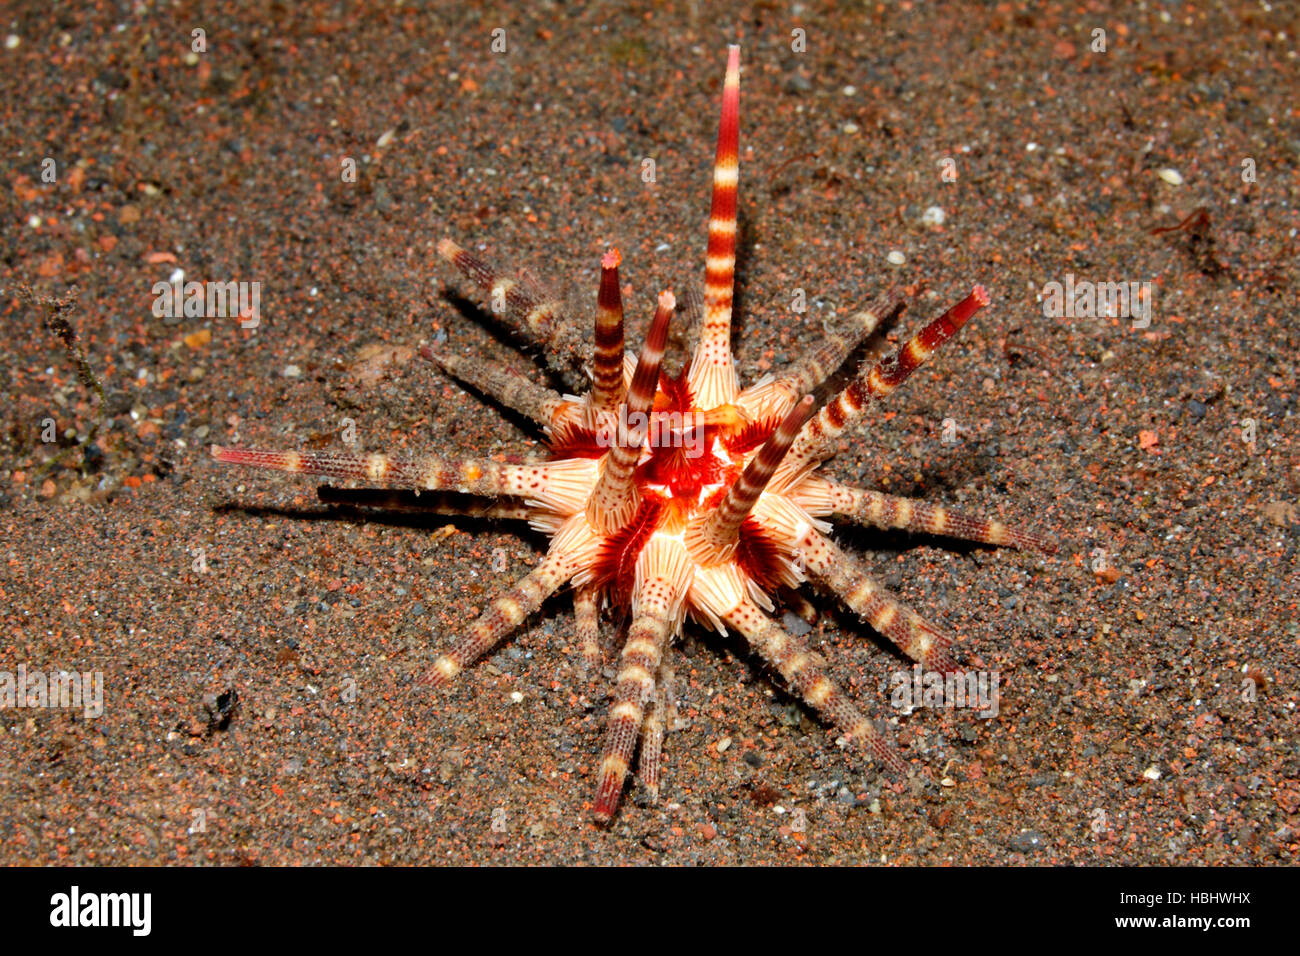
[214,46,1051,824]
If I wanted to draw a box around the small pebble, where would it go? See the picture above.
[886,250,906,266]
[283,365,302,378]
[920,205,946,227]
[1156,168,1184,185]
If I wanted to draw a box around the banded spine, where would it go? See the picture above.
[686,395,814,564]
[800,476,1056,553]
[793,286,990,464]
[794,526,957,673]
[584,291,675,533]
[592,538,691,822]
[436,238,591,387]
[425,544,587,687]
[768,288,905,401]
[687,44,742,409]
[725,600,908,773]
[212,445,601,515]
[588,249,627,419]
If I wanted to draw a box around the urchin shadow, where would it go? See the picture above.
[830,520,995,561]
[727,205,755,350]
[437,288,577,394]
[854,443,1005,500]
[212,488,547,547]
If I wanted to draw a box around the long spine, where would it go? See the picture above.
[687,45,742,409]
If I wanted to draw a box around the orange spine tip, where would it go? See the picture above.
[909,285,990,357]
[596,254,624,317]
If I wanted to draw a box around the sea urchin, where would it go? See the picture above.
[212,45,1052,824]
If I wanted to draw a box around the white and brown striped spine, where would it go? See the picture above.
[794,526,956,673]
[573,584,602,672]
[687,44,741,409]
[637,662,673,804]
[686,395,814,564]
[588,249,627,419]
[807,477,1056,553]
[210,445,584,504]
[592,538,691,823]
[584,290,675,533]
[794,285,990,461]
[770,288,904,399]
[212,445,512,495]
[425,547,585,687]
[724,600,908,773]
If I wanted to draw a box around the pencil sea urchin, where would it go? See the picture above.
[212,45,1053,824]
